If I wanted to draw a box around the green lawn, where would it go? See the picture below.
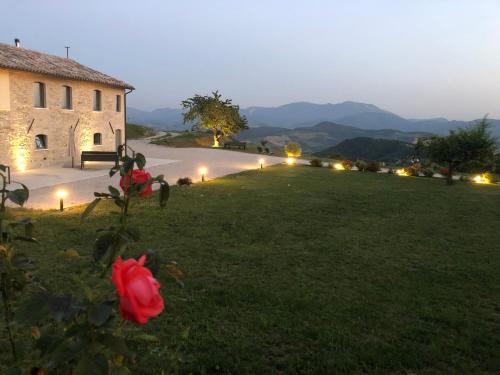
[4,166,500,374]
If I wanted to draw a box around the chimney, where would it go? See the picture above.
[14,38,20,48]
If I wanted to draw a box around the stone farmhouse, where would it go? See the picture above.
[0,40,134,171]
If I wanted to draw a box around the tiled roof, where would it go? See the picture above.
[0,43,134,89]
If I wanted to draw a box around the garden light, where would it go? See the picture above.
[473,174,491,184]
[286,157,295,166]
[259,158,265,169]
[56,190,67,211]
[199,167,207,182]
[396,168,409,177]
[334,163,345,170]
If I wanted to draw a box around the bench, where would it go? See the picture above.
[81,151,119,169]
[224,141,247,150]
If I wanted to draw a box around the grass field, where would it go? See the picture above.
[3,166,500,374]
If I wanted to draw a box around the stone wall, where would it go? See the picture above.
[0,69,125,171]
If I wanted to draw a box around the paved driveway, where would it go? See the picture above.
[10,140,290,209]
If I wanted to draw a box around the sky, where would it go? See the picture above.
[1,0,500,120]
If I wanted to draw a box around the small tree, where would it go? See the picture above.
[181,91,248,147]
[284,142,302,157]
[417,118,496,185]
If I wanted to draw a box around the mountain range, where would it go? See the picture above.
[234,122,431,153]
[128,101,500,137]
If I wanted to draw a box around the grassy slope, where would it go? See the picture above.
[4,167,500,374]
[126,123,158,139]
[151,132,287,156]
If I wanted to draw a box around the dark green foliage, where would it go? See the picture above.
[365,161,381,172]
[355,159,367,171]
[418,118,497,185]
[181,91,248,139]
[316,137,415,161]
[176,177,193,186]
[309,158,323,167]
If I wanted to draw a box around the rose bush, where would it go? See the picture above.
[120,169,153,197]
[112,255,164,324]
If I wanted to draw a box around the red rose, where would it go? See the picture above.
[439,167,450,176]
[112,255,164,324]
[119,169,153,197]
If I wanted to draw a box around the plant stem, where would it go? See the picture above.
[1,274,17,361]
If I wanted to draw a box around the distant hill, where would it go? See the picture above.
[127,107,184,130]
[236,121,431,153]
[127,101,500,136]
[315,137,415,161]
[240,101,388,128]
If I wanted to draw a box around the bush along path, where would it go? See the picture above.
[1,152,184,374]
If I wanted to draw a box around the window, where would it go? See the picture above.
[35,134,48,150]
[116,95,121,112]
[62,85,72,109]
[33,82,46,108]
[93,132,102,145]
[92,90,102,111]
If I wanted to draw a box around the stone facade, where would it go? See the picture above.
[0,68,125,171]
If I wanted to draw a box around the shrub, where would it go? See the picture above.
[284,142,302,157]
[366,161,381,172]
[422,168,434,178]
[407,165,421,177]
[439,167,450,176]
[177,177,193,186]
[355,160,367,171]
[309,159,323,167]
[341,160,354,170]
[257,146,263,153]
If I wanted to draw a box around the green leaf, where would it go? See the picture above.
[88,301,114,326]
[160,182,170,208]
[98,334,131,356]
[75,353,108,375]
[7,187,29,207]
[109,166,120,178]
[93,232,116,262]
[14,292,51,324]
[108,185,121,197]
[133,334,159,342]
[5,368,22,375]
[122,156,134,174]
[81,198,101,220]
[124,226,140,242]
[135,153,146,169]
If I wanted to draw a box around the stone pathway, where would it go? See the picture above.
[9,139,294,209]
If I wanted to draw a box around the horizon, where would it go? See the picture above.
[128,100,494,122]
[2,0,500,121]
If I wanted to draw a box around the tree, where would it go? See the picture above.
[284,142,302,157]
[181,91,248,147]
[417,118,496,185]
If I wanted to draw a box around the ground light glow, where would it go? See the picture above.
[56,190,67,211]
[396,169,409,176]
[199,167,207,182]
[473,174,491,184]
[334,163,345,170]
[259,158,265,169]
[286,157,296,165]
